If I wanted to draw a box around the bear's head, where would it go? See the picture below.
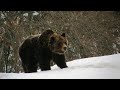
[49,32,68,55]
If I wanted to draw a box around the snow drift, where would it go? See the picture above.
[0,54,120,79]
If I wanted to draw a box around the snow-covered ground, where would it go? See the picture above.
[0,54,120,79]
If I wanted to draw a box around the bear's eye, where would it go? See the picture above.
[65,42,67,45]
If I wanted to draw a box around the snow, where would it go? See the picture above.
[23,13,28,17]
[0,54,120,79]
[1,13,5,19]
[33,11,39,16]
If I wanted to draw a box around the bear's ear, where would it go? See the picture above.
[61,33,66,37]
[50,36,55,44]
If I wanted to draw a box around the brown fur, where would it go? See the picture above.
[49,33,68,54]
[19,30,68,73]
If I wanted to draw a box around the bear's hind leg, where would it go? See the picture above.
[22,62,38,73]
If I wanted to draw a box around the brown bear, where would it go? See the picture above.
[19,30,68,73]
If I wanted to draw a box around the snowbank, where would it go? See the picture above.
[0,54,120,79]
